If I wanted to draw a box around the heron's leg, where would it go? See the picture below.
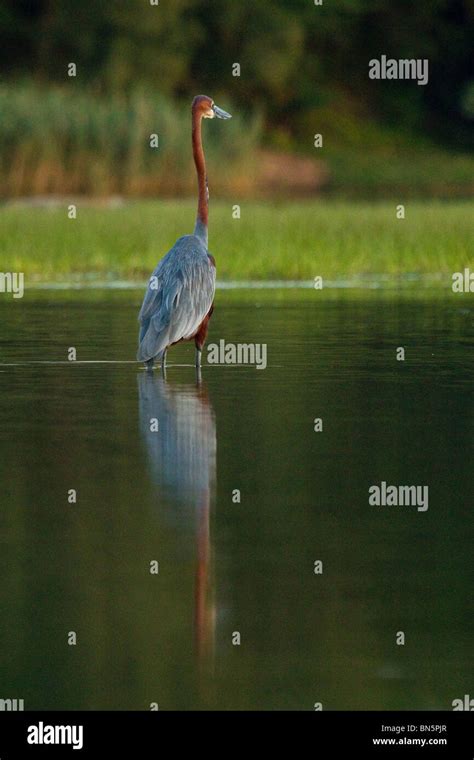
[161,349,167,379]
[145,359,154,372]
[195,362,202,385]
[194,310,211,371]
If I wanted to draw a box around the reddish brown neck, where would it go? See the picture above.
[192,107,208,238]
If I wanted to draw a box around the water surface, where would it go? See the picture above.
[0,289,472,710]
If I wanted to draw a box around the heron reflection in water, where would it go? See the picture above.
[138,372,216,661]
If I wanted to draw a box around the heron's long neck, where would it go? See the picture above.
[192,110,208,246]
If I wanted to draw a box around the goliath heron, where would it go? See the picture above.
[137,95,231,371]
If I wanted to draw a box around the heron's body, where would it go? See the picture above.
[137,232,215,364]
[137,95,231,370]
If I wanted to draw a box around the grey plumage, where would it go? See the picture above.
[137,230,215,363]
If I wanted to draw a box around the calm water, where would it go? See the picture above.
[0,289,472,710]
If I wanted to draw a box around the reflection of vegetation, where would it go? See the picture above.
[1,200,471,281]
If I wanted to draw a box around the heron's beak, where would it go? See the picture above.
[212,104,232,119]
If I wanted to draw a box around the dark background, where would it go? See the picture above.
[0,0,473,196]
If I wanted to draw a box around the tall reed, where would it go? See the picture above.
[0,84,261,197]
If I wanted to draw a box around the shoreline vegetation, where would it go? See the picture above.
[1,84,474,199]
[1,200,471,283]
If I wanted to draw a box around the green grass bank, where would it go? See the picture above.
[0,200,471,283]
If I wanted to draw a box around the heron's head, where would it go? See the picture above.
[192,95,232,120]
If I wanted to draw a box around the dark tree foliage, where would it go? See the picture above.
[1,0,473,147]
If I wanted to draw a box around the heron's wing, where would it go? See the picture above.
[138,259,167,325]
[165,253,215,344]
[137,236,215,361]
